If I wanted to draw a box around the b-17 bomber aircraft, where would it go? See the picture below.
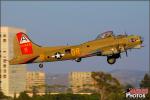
[9,31,143,68]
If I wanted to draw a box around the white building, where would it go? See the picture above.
[26,71,45,93]
[69,72,97,93]
[0,26,27,97]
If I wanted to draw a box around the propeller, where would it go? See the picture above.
[123,31,128,56]
[124,32,128,37]
[116,31,129,58]
[141,36,144,43]
[125,50,128,57]
[123,44,128,57]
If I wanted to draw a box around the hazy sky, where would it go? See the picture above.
[1,1,149,73]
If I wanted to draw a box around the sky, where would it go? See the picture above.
[1,1,149,73]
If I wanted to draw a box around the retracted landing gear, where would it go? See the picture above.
[75,58,82,62]
[39,63,44,68]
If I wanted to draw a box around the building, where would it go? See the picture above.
[69,72,97,93]
[0,27,1,92]
[26,71,45,93]
[0,26,27,97]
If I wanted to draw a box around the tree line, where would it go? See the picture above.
[0,72,150,100]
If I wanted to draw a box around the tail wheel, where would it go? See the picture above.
[75,58,82,62]
[39,63,43,68]
[107,57,116,64]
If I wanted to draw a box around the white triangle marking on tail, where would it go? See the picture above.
[20,35,30,44]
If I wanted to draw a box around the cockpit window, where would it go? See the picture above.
[95,31,114,39]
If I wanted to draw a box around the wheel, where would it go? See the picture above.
[75,58,82,62]
[107,57,116,64]
[39,63,43,68]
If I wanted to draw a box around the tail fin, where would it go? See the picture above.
[14,32,41,56]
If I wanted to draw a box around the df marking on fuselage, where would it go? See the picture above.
[9,31,143,68]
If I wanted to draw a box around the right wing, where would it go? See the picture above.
[80,45,126,58]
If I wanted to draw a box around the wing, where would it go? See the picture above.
[79,49,102,58]
[80,45,126,58]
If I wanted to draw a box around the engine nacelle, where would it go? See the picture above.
[101,48,119,56]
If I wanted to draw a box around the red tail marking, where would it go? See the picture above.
[16,32,33,55]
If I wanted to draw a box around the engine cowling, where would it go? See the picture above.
[101,48,119,56]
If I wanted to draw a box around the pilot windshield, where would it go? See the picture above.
[96,31,114,39]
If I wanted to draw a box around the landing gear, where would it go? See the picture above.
[107,57,116,64]
[39,63,43,68]
[75,58,82,62]
[107,54,120,64]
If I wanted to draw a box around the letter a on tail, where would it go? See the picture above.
[16,32,33,55]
